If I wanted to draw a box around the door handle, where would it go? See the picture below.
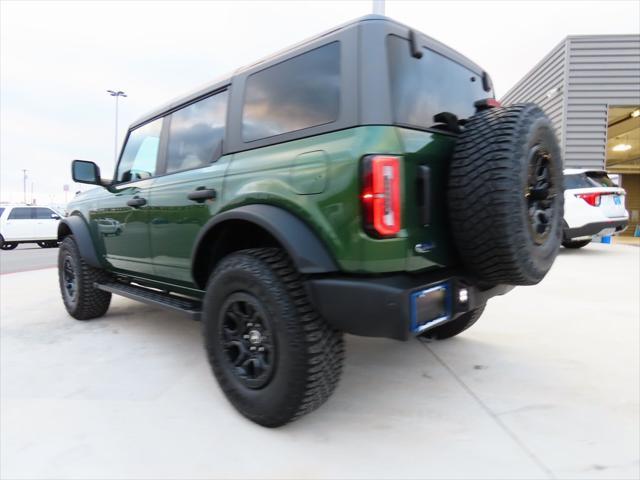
[188,187,217,203]
[127,196,147,208]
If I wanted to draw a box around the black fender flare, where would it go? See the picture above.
[191,204,338,287]
[58,216,102,268]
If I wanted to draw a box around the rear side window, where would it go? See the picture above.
[34,208,55,219]
[166,91,228,173]
[0,208,4,218]
[116,119,162,183]
[242,42,340,142]
[387,35,490,130]
[8,207,32,219]
[564,174,593,189]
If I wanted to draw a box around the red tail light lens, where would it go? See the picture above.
[361,155,401,237]
[576,193,601,207]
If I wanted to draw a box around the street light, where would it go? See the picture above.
[107,89,127,163]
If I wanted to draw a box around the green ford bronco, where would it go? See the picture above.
[59,15,563,427]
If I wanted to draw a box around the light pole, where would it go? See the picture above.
[107,90,127,163]
[22,169,27,204]
[372,0,385,15]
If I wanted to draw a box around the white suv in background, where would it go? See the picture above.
[0,205,63,250]
[562,169,629,248]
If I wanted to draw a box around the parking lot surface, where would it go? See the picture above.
[1,243,638,480]
[0,244,59,274]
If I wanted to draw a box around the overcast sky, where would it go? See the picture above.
[2,0,639,205]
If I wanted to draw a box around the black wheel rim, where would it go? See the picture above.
[526,145,556,245]
[219,292,276,389]
[63,256,77,303]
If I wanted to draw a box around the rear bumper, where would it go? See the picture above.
[308,270,513,341]
[564,219,628,240]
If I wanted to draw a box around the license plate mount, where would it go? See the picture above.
[410,283,451,334]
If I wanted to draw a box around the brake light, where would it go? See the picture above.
[361,155,402,237]
[576,193,601,207]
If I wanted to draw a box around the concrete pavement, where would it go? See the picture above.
[0,244,58,274]
[1,243,638,479]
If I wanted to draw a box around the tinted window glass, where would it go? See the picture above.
[387,35,490,130]
[0,208,4,218]
[166,91,228,173]
[564,174,593,189]
[242,42,340,142]
[586,172,617,187]
[8,208,32,219]
[35,208,55,219]
[116,119,162,182]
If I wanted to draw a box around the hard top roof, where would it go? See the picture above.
[130,14,487,130]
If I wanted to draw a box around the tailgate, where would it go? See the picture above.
[600,190,627,218]
[398,128,459,271]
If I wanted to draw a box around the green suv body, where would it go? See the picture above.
[59,15,564,426]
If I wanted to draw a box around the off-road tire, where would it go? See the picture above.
[421,304,486,340]
[202,248,344,427]
[562,239,591,249]
[448,103,563,286]
[58,236,112,320]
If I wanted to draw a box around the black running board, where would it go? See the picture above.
[96,281,202,320]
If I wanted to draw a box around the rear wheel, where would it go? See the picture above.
[562,239,591,249]
[202,248,344,427]
[448,104,563,286]
[421,304,486,340]
[58,236,112,320]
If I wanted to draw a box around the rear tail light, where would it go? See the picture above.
[361,155,402,237]
[576,192,601,207]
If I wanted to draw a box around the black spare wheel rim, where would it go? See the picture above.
[219,292,276,389]
[526,145,555,245]
[62,255,78,305]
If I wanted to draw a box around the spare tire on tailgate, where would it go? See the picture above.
[447,103,563,286]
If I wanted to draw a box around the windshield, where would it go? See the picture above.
[387,34,491,131]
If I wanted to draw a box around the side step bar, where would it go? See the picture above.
[96,281,202,320]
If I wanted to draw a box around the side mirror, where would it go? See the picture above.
[51,213,61,220]
[72,160,103,186]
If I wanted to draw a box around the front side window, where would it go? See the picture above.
[35,208,55,219]
[166,91,228,173]
[8,208,32,220]
[388,35,491,131]
[242,42,341,142]
[116,119,162,183]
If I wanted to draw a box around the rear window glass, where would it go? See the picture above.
[387,35,490,131]
[586,172,617,187]
[242,42,340,142]
[564,174,593,189]
[8,208,32,219]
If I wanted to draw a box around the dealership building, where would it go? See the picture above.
[501,34,640,237]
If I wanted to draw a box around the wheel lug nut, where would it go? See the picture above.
[250,346,256,351]
[243,334,249,339]
[258,347,264,352]
[247,322,253,327]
